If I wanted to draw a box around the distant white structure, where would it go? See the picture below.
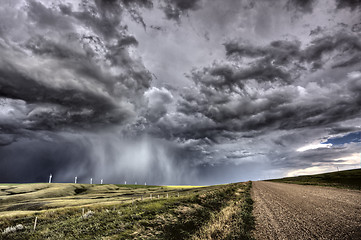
[90,178,93,184]
[125,181,127,184]
[145,182,147,186]
[135,182,137,185]
[49,174,52,183]
[74,176,77,184]
[100,179,103,184]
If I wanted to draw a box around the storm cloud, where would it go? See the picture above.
[161,0,202,21]
[176,29,361,134]
[0,0,153,134]
[0,0,360,184]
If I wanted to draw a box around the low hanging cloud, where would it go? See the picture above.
[0,131,198,184]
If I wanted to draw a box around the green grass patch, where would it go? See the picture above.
[269,168,361,190]
[236,181,255,240]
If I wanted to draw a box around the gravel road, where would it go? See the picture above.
[252,181,361,240]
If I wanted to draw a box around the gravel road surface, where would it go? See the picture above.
[252,181,361,240]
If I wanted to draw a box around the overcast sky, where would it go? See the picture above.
[0,0,360,185]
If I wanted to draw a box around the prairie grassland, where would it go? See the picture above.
[164,185,205,189]
[0,183,161,218]
[0,182,254,239]
[269,168,361,190]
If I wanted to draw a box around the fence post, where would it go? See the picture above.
[33,217,38,231]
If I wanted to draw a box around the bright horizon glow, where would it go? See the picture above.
[287,153,360,177]
[333,153,360,165]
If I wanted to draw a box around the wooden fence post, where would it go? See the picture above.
[33,217,38,231]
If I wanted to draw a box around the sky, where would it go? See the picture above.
[0,0,360,185]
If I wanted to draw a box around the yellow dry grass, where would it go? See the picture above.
[191,188,245,240]
[0,183,206,218]
[165,185,205,189]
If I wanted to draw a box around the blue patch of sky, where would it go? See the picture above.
[323,132,361,145]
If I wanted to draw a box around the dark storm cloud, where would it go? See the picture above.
[0,132,199,184]
[0,136,90,183]
[0,134,15,146]
[332,54,361,68]
[1,0,361,184]
[0,0,153,134]
[335,0,361,10]
[285,0,316,13]
[328,126,361,135]
[59,0,153,32]
[27,1,75,31]
[161,0,202,21]
[0,66,131,130]
[0,0,205,184]
[198,36,342,92]
[304,33,361,68]
[144,87,173,122]
[175,29,361,139]
[286,0,361,13]
[225,30,361,71]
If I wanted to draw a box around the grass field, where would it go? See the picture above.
[269,168,361,190]
[0,182,254,239]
